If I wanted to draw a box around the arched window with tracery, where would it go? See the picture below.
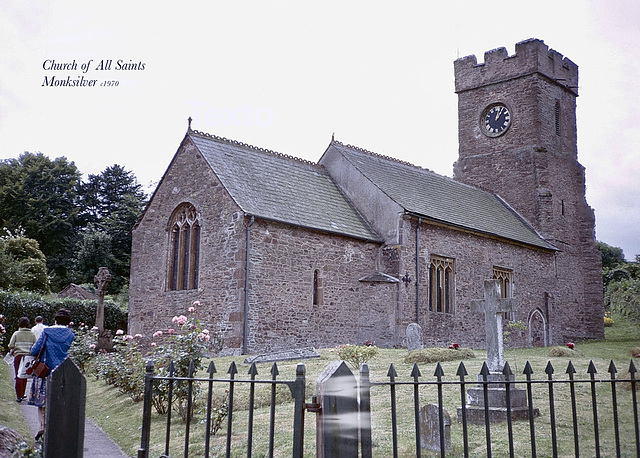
[167,203,201,291]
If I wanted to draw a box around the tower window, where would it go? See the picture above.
[555,101,561,136]
[167,203,201,291]
[429,255,455,313]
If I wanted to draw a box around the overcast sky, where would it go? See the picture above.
[1,1,638,260]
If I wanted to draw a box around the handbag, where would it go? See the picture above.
[27,334,50,378]
[17,355,35,379]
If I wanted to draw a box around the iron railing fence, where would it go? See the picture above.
[136,358,639,457]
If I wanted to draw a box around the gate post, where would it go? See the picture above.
[137,360,155,458]
[316,361,358,458]
[43,358,86,458]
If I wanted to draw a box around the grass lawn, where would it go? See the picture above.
[2,313,639,456]
[0,357,34,444]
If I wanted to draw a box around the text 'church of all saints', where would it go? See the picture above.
[128,39,604,355]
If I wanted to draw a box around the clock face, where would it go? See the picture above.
[482,104,511,137]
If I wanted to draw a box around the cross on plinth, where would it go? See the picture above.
[470,279,515,372]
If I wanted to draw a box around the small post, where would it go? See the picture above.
[43,358,86,458]
[137,360,155,458]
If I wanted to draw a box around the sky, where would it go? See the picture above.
[1,1,639,260]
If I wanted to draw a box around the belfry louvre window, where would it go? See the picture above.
[167,203,201,291]
[428,255,455,313]
[493,267,514,319]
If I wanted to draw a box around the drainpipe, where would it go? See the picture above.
[415,217,422,323]
[242,215,255,355]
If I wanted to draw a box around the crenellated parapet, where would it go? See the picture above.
[454,38,578,96]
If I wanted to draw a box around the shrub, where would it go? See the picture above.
[404,347,475,364]
[334,343,380,371]
[0,291,127,352]
[547,346,581,357]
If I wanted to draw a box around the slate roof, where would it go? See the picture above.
[188,131,381,242]
[329,141,556,251]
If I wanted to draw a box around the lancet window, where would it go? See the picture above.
[167,203,201,291]
[428,255,455,313]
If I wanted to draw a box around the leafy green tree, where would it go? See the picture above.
[71,225,119,287]
[0,153,81,289]
[606,278,640,326]
[597,241,625,269]
[0,230,50,293]
[76,165,147,292]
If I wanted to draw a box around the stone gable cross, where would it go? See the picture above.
[470,279,515,372]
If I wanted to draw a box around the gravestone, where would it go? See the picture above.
[419,404,451,453]
[406,322,423,352]
[243,347,320,364]
[458,279,538,423]
[94,267,113,351]
[316,361,359,458]
[44,358,86,457]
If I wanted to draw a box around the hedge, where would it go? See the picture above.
[0,290,127,353]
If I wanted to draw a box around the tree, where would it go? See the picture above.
[76,165,147,292]
[0,153,81,289]
[596,241,625,269]
[71,225,119,287]
[0,230,50,293]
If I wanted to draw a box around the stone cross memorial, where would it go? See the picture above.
[470,279,515,372]
[94,267,113,352]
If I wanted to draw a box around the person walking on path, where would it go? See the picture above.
[8,317,37,402]
[31,316,47,341]
[29,308,74,441]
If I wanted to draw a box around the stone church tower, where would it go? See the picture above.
[453,39,604,340]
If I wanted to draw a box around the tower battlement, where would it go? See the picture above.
[454,38,578,96]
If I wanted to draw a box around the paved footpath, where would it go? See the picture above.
[8,362,129,457]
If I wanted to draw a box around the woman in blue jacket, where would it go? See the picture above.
[29,308,75,441]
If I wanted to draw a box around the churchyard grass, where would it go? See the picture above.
[0,358,32,442]
[79,314,640,456]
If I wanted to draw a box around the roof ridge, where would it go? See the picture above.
[190,129,317,166]
[331,139,434,173]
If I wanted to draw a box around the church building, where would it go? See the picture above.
[128,39,604,354]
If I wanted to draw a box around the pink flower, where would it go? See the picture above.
[69,321,74,326]
[188,307,195,313]
[89,344,96,349]
[198,332,210,342]
[116,329,124,335]
[92,326,99,331]
[202,329,209,335]
[172,315,188,326]
[192,300,200,306]
[168,328,175,334]
[449,343,460,349]
[134,334,142,339]
[150,342,157,347]
[123,335,133,341]
[566,342,575,349]
[152,331,163,338]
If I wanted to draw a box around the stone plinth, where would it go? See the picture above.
[457,372,539,424]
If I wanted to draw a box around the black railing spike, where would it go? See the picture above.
[271,362,279,378]
[207,360,216,375]
[566,360,576,376]
[387,363,398,379]
[503,361,513,377]
[248,362,258,377]
[587,360,597,375]
[545,361,554,376]
[480,362,490,377]
[187,359,195,377]
[168,360,175,376]
[228,360,238,377]
[456,361,468,378]
[434,362,445,378]
[608,360,617,375]
[411,362,422,379]
[630,359,638,375]
[523,361,534,377]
